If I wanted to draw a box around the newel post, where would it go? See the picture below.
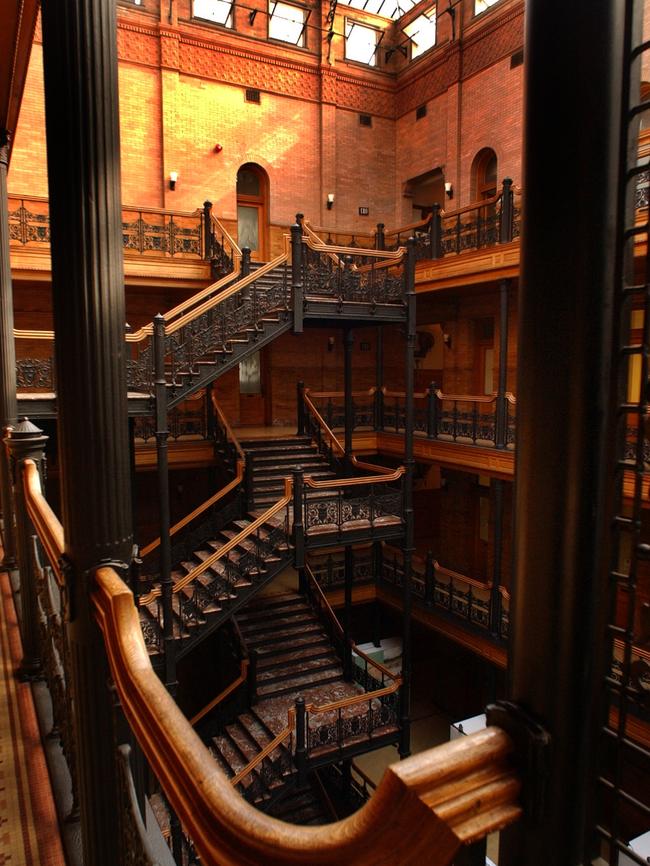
[292,467,305,569]
[247,649,258,705]
[203,200,213,260]
[375,222,386,250]
[5,419,49,680]
[291,222,304,333]
[240,246,251,278]
[294,697,307,784]
[430,203,442,259]
[499,178,514,244]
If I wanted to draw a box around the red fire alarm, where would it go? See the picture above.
[214,143,223,153]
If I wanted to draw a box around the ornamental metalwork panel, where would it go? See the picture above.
[302,246,404,305]
[16,358,55,390]
[306,702,397,752]
[116,745,167,866]
[121,212,202,258]
[8,201,51,245]
[440,210,500,255]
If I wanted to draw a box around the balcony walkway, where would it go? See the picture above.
[0,559,65,866]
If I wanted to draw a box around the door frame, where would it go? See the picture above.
[236,163,269,261]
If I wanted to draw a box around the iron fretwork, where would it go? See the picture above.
[302,245,404,305]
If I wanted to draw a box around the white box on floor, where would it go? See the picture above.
[619,829,650,865]
[450,713,486,741]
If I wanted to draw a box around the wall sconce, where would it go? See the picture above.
[327,193,335,210]
[442,332,452,348]
[444,182,453,199]
[169,171,178,191]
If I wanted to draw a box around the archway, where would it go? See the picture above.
[236,163,269,261]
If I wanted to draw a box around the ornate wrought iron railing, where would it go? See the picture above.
[19,448,523,864]
[133,391,210,443]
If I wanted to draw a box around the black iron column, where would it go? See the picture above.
[495,278,510,449]
[153,314,176,694]
[344,327,354,471]
[5,419,48,678]
[374,326,384,431]
[399,237,417,759]
[489,478,504,637]
[39,1,135,862]
[344,545,354,681]
[497,0,625,863]
[0,131,18,567]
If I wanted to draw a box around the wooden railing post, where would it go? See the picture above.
[430,203,442,259]
[375,222,386,250]
[247,649,258,706]
[294,697,307,783]
[296,379,306,435]
[203,200,213,260]
[427,381,439,438]
[292,467,305,569]
[499,178,514,244]
[425,550,435,606]
[291,222,304,333]
[5,420,48,679]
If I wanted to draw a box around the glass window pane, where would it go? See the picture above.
[239,352,261,394]
[237,206,259,251]
[474,0,499,14]
[269,1,306,45]
[193,0,232,26]
[237,169,261,197]
[345,20,377,66]
[403,9,436,59]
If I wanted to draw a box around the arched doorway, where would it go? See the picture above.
[236,163,268,261]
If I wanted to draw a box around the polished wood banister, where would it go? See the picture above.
[303,226,405,261]
[433,561,493,593]
[384,212,432,238]
[382,387,429,400]
[230,720,294,787]
[139,459,244,559]
[302,391,345,456]
[434,390,497,404]
[92,565,520,864]
[190,657,250,728]
[440,189,503,220]
[306,681,401,716]
[303,467,405,489]
[22,459,65,586]
[308,387,377,399]
[211,393,245,460]
[171,478,292,595]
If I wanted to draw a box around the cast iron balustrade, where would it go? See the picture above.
[133,391,209,443]
[301,243,405,305]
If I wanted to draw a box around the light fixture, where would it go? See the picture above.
[327,193,335,210]
[444,182,453,199]
[169,171,178,191]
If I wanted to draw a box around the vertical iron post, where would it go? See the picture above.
[344,328,354,472]
[400,237,417,759]
[490,479,504,636]
[203,200,213,260]
[430,203,442,259]
[427,380,439,439]
[291,223,304,333]
[296,379,306,435]
[375,326,384,431]
[495,279,510,449]
[375,222,386,250]
[294,697,307,783]
[240,246,251,278]
[0,131,17,567]
[344,546,354,681]
[499,178,514,244]
[498,0,625,862]
[153,314,176,694]
[292,467,305,569]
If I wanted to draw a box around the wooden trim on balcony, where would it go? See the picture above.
[134,440,216,470]
[377,432,515,478]
[415,242,520,293]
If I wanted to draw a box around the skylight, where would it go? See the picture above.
[345,20,379,65]
[341,0,418,23]
[403,8,436,58]
[193,0,233,27]
[268,1,307,45]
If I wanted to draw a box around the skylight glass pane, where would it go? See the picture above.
[339,0,416,21]
[193,0,232,26]
[403,9,436,59]
[475,0,499,14]
[345,20,377,65]
[269,1,306,44]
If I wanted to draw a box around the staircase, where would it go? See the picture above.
[139,510,293,661]
[240,434,337,508]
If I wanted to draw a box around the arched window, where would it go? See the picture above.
[236,163,269,260]
[472,148,498,202]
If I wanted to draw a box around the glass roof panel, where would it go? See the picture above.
[340,0,418,22]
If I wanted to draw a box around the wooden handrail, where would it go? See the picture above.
[306,681,401,716]
[170,478,292,595]
[435,390,497,404]
[303,466,405,489]
[230,718,294,787]
[303,222,405,262]
[211,393,245,461]
[93,565,522,865]
[308,387,377,399]
[384,212,432,238]
[382,387,429,400]
[139,459,244,559]
[433,560,493,594]
[190,657,250,728]
[440,189,503,220]
[22,459,65,586]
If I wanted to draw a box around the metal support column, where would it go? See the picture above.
[495,278,510,449]
[489,478,504,637]
[0,131,17,567]
[39,0,136,861]
[374,326,384,431]
[344,328,354,472]
[498,0,625,862]
[344,546,353,681]
[399,237,417,759]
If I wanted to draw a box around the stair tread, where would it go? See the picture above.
[257,668,343,698]
[257,656,340,684]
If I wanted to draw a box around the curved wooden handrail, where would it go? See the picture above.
[303,389,402,477]
[382,387,429,400]
[93,566,521,865]
[308,387,377,400]
[190,657,250,728]
[139,459,245,560]
[22,459,65,586]
[440,189,503,220]
[303,221,405,263]
[211,393,245,461]
[170,478,292,595]
[303,466,404,489]
[435,390,497,404]
[384,212,432,238]
[433,561,493,594]
[230,719,294,787]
